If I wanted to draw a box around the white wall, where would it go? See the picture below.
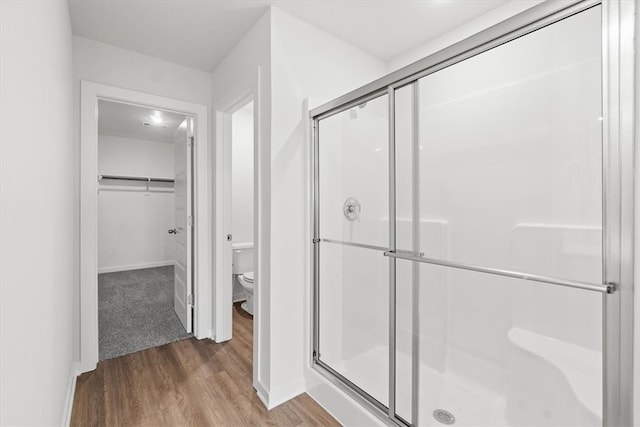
[98,134,175,272]
[73,36,212,361]
[73,36,212,107]
[0,2,76,425]
[211,8,272,394]
[232,103,254,245]
[269,6,387,406]
[211,6,387,409]
[99,134,174,177]
[387,0,543,72]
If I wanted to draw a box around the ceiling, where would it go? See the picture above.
[68,0,507,72]
[98,100,186,143]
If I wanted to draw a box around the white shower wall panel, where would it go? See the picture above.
[417,6,602,276]
[511,224,602,350]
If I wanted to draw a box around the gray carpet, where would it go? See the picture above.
[98,265,191,361]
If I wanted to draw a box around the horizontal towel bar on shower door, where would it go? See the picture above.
[383,251,614,294]
[318,238,389,253]
[99,174,175,183]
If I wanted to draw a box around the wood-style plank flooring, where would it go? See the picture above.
[71,303,339,426]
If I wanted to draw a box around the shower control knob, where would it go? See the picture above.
[168,229,176,234]
[343,197,361,221]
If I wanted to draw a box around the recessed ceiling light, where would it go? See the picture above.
[143,111,168,127]
[150,114,164,124]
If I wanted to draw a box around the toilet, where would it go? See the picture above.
[232,243,255,315]
[237,271,254,315]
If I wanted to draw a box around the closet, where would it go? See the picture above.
[96,99,190,361]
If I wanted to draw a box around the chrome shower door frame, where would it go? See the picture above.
[602,1,636,425]
[310,0,636,425]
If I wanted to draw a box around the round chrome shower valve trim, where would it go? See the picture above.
[343,197,361,221]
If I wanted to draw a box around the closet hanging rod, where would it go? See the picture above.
[98,174,174,183]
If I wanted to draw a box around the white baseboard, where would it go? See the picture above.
[61,363,80,427]
[195,328,213,340]
[98,260,174,274]
[254,377,306,410]
[78,359,97,375]
[255,380,270,409]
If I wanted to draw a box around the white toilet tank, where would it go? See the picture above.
[232,242,254,275]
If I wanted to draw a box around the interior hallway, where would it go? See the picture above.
[71,303,339,426]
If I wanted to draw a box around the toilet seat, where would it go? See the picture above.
[242,271,254,283]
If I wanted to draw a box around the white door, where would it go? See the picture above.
[174,117,193,332]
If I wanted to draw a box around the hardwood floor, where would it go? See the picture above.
[71,303,340,426]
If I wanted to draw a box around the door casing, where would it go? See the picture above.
[79,81,211,373]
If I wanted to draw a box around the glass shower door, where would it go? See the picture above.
[393,5,605,426]
[312,2,627,426]
[315,93,390,409]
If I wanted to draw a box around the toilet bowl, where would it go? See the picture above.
[238,271,254,315]
[232,243,255,315]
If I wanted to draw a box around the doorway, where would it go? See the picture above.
[80,82,211,373]
[214,89,261,394]
[230,101,255,315]
[96,100,192,360]
[222,98,256,361]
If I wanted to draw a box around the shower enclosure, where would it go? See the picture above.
[310,1,634,426]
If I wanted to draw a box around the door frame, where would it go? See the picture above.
[79,81,211,373]
[217,93,255,340]
[214,78,263,394]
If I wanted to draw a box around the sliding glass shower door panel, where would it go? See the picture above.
[318,94,389,249]
[416,6,602,284]
[396,259,603,426]
[318,242,389,407]
[393,6,604,426]
[316,93,390,408]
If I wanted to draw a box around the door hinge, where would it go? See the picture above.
[188,215,193,226]
[188,294,194,306]
[188,136,194,147]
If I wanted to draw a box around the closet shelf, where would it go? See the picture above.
[98,174,174,183]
